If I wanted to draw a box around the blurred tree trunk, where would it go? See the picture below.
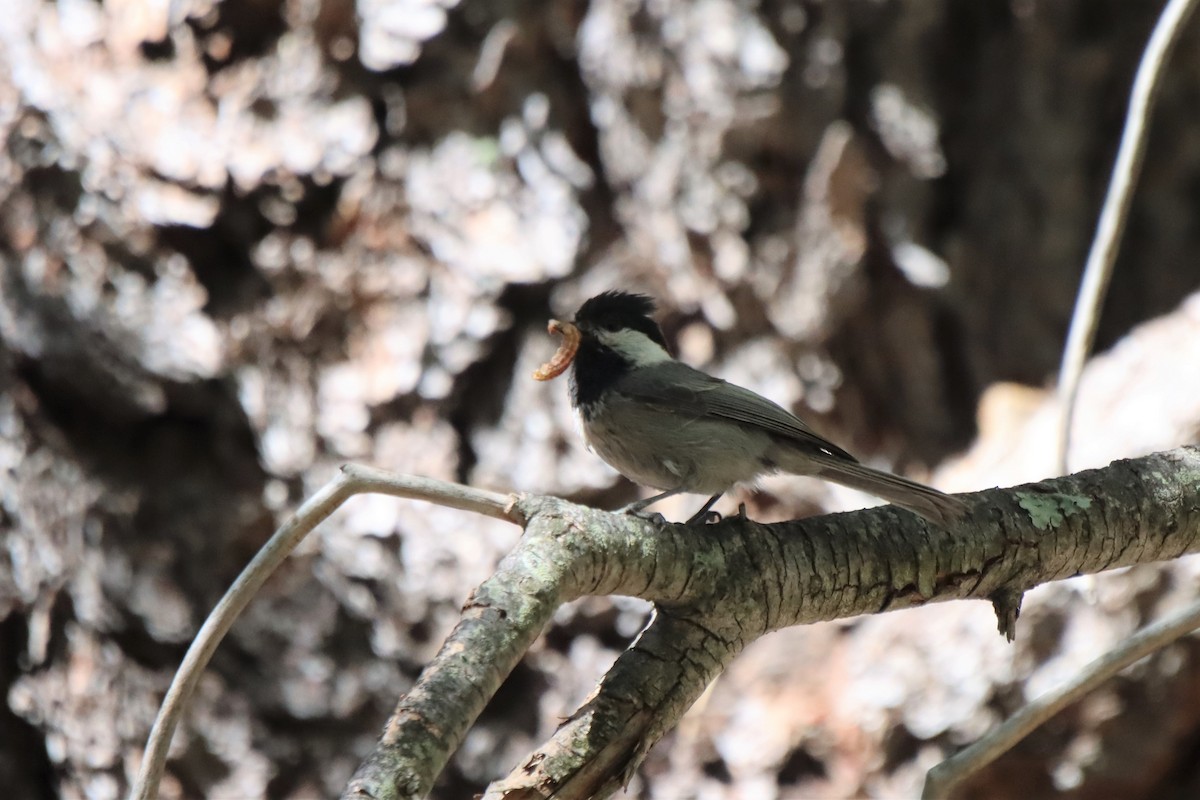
[2,1,1199,798]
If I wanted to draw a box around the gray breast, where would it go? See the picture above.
[580,394,774,494]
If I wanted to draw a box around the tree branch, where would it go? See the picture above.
[483,610,743,800]
[1054,0,1199,473]
[922,590,1200,799]
[341,446,1200,799]
[129,467,518,800]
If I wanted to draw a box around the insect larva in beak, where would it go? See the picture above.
[532,319,580,381]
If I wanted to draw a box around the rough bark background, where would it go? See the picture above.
[2,1,1199,798]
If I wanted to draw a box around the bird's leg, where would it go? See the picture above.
[621,489,683,517]
[686,493,724,525]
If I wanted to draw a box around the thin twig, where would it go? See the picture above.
[1054,0,1199,474]
[128,467,517,800]
[923,594,1200,799]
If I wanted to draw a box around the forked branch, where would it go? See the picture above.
[340,447,1199,800]
[128,449,1200,800]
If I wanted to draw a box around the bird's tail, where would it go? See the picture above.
[780,451,969,527]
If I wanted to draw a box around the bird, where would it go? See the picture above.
[535,290,967,526]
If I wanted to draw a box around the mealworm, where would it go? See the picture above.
[532,319,581,381]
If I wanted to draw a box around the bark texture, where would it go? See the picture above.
[343,448,1200,798]
[3,1,1200,798]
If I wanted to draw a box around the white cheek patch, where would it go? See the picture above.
[597,328,672,367]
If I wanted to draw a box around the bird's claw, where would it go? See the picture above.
[686,510,723,525]
[621,506,669,526]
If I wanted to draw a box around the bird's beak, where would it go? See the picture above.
[533,319,581,381]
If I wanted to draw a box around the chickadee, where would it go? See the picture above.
[536,291,967,526]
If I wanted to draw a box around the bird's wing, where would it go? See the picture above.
[615,361,858,462]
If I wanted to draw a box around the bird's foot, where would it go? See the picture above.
[687,503,748,525]
[618,500,667,525]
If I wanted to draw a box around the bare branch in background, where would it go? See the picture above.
[923,592,1200,799]
[1055,0,1200,474]
[129,467,518,800]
